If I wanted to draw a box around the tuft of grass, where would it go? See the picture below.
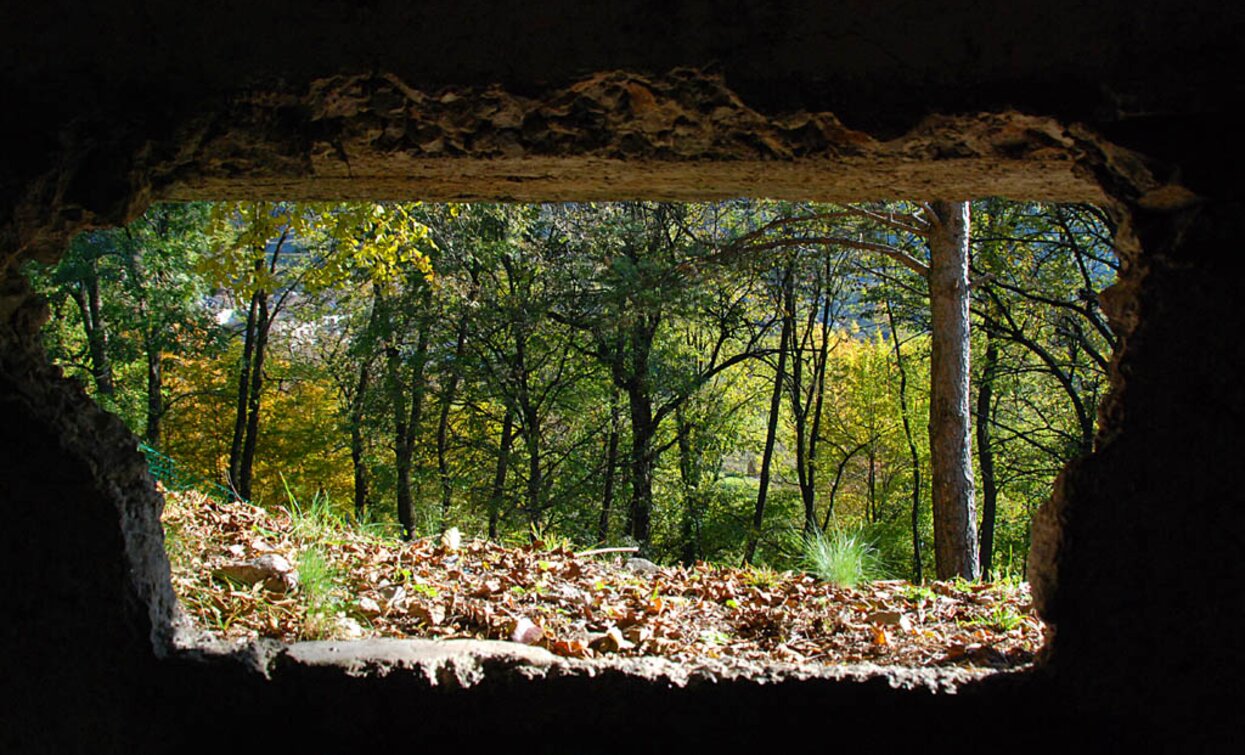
[297,545,342,639]
[801,527,885,588]
[281,475,344,543]
[963,604,1026,632]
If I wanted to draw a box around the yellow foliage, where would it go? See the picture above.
[161,346,355,510]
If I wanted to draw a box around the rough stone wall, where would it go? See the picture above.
[2,1,1243,750]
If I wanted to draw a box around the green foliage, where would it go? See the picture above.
[801,526,887,587]
[36,199,1115,584]
[962,604,1025,632]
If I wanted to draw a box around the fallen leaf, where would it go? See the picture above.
[591,626,635,653]
[409,602,446,626]
[549,638,590,657]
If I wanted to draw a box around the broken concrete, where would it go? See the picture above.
[2,1,1242,750]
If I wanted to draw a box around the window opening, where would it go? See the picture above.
[23,198,1116,677]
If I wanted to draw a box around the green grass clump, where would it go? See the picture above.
[281,475,346,544]
[297,545,342,638]
[801,527,884,588]
[963,605,1026,632]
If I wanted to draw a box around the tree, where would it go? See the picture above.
[547,202,770,550]
[712,201,979,579]
[27,203,217,441]
[204,201,432,504]
[970,201,1116,577]
[743,256,793,565]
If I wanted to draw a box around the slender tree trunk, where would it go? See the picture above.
[786,271,817,536]
[927,200,980,580]
[824,439,869,531]
[436,313,470,529]
[523,409,543,535]
[596,391,621,545]
[118,237,161,444]
[71,264,115,397]
[141,331,162,444]
[388,320,430,540]
[800,254,835,535]
[228,291,260,496]
[350,362,371,522]
[866,443,877,524]
[511,318,544,536]
[623,317,659,547]
[237,292,270,501]
[625,386,655,545]
[488,408,515,540]
[886,299,923,584]
[976,336,1000,580]
[744,263,794,565]
[675,405,702,565]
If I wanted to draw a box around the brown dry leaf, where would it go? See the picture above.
[549,638,590,658]
[591,626,635,653]
[163,488,1045,670]
[409,603,446,627]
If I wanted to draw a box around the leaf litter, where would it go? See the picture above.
[163,487,1045,671]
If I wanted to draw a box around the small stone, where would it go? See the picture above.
[510,617,543,645]
[334,615,365,639]
[624,557,659,574]
[212,553,295,593]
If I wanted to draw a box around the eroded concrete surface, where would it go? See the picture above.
[3,1,1244,751]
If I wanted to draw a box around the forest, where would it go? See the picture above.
[26,199,1116,586]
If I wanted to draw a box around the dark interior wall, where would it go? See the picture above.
[2,2,1243,750]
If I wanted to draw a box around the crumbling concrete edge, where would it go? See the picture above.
[170,635,1007,696]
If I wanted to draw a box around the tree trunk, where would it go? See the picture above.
[487,408,514,540]
[625,386,655,546]
[886,299,923,584]
[927,200,980,580]
[622,315,660,547]
[436,313,470,530]
[237,292,270,501]
[118,236,161,444]
[350,362,370,522]
[799,252,835,535]
[71,262,115,397]
[388,320,430,540]
[522,408,543,535]
[744,262,794,566]
[228,291,260,497]
[976,335,999,580]
[785,267,816,536]
[143,340,162,445]
[675,405,702,565]
[596,391,621,545]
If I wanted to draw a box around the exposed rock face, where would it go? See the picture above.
[2,1,1242,750]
